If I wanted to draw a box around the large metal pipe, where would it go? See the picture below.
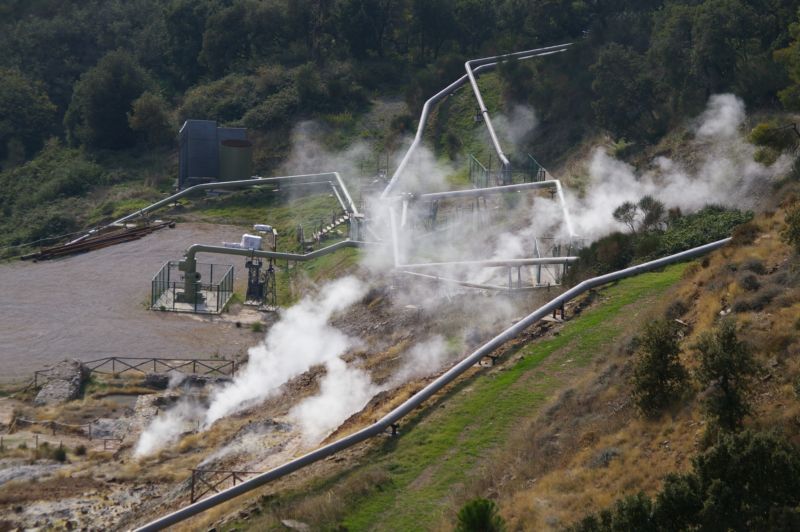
[72,172,360,244]
[398,270,541,292]
[465,45,571,176]
[184,240,371,266]
[418,180,560,200]
[398,257,577,269]
[381,44,572,199]
[135,237,730,531]
[413,180,576,238]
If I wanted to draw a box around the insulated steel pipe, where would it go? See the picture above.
[381,43,572,199]
[397,257,578,269]
[183,240,372,266]
[398,270,541,292]
[465,44,572,171]
[71,172,360,244]
[135,237,730,531]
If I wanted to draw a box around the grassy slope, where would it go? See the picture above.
[239,264,685,531]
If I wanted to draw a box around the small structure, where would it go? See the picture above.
[151,261,234,314]
[178,120,251,189]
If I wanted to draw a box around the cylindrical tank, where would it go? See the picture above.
[219,139,253,181]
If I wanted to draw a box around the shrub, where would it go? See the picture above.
[694,319,758,431]
[632,319,688,417]
[74,444,87,456]
[731,221,760,245]
[665,299,688,320]
[53,446,67,462]
[741,258,767,274]
[738,273,761,292]
[128,91,173,147]
[455,498,506,532]
[575,431,800,531]
[782,204,800,254]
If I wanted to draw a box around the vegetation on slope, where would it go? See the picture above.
[219,264,686,530]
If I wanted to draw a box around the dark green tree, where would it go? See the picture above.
[128,91,174,147]
[590,43,660,139]
[0,69,56,160]
[455,498,506,532]
[632,319,687,417]
[613,201,638,233]
[638,195,666,231]
[576,431,800,531]
[694,319,758,431]
[64,50,151,149]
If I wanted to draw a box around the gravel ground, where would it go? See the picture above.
[0,223,263,382]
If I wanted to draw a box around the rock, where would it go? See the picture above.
[281,519,310,531]
[143,373,171,390]
[588,447,621,469]
[34,359,89,406]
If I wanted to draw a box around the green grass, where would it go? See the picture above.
[246,264,686,531]
[194,190,346,254]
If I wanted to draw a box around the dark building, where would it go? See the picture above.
[178,120,251,189]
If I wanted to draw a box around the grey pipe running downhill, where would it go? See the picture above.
[135,237,730,531]
[465,44,572,172]
[381,43,572,200]
[71,172,359,244]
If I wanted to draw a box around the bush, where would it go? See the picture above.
[782,204,800,254]
[455,498,506,532]
[694,319,758,431]
[74,444,87,456]
[731,221,760,246]
[632,319,688,417]
[738,273,761,292]
[575,431,800,531]
[741,258,767,274]
[128,91,173,147]
[53,446,67,462]
[658,206,753,256]
[732,287,781,312]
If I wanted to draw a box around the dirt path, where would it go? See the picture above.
[0,223,263,382]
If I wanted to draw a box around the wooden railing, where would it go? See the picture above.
[33,356,236,387]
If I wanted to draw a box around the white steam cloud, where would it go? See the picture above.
[494,104,538,148]
[134,399,203,458]
[204,276,367,426]
[566,93,790,240]
[290,357,381,443]
[391,335,449,384]
[134,277,371,457]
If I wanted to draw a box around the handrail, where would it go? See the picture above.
[135,237,730,531]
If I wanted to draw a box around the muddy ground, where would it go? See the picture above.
[0,223,264,383]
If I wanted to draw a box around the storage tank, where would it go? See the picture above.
[219,139,253,181]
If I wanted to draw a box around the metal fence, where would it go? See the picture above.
[469,153,549,187]
[151,261,234,314]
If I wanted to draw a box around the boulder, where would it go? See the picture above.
[34,359,89,406]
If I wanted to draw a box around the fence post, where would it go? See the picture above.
[35,434,39,449]
[191,470,196,503]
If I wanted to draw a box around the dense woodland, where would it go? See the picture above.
[3,0,800,250]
